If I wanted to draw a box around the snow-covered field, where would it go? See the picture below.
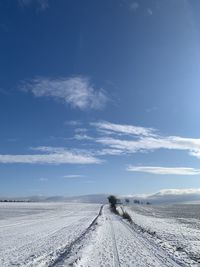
[125,204,200,266]
[0,202,100,267]
[1,202,200,266]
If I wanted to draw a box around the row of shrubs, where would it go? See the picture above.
[0,200,31,203]
[108,195,132,223]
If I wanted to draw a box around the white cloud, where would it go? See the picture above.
[22,76,107,110]
[18,0,49,10]
[127,166,200,175]
[147,8,153,15]
[39,177,48,182]
[156,188,200,196]
[92,122,200,159]
[74,128,87,133]
[146,106,158,113]
[130,2,139,11]
[92,121,155,136]
[63,174,85,179]
[64,120,82,126]
[190,150,200,158]
[148,188,200,203]
[96,148,124,156]
[37,0,49,9]
[18,0,32,6]
[3,121,200,167]
[74,134,94,141]
[0,146,101,165]
[31,146,65,153]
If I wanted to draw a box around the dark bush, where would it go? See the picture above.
[108,195,120,215]
[108,195,117,207]
[125,198,130,204]
[122,211,132,223]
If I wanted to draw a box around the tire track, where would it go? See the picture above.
[108,215,121,267]
[48,205,104,267]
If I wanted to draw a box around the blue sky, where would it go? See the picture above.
[1,0,200,197]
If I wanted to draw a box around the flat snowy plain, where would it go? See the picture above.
[126,204,200,267]
[0,202,200,266]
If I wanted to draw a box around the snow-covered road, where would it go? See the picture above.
[74,206,180,267]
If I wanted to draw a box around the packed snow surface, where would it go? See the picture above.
[76,206,180,267]
[1,202,200,266]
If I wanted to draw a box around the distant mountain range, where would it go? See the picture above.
[122,188,200,204]
[1,189,200,204]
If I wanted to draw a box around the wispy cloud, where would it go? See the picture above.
[74,134,94,141]
[22,76,108,110]
[39,177,48,182]
[146,106,158,113]
[97,135,200,158]
[147,8,153,15]
[130,2,139,12]
[92,121,200,159]
[92,121,155,136]
[18,0,32,6]
[96,148,124,156]
[18,0,49,10]
[63,174,85,179]
[74,128,88,133]
[64,120,82,126]
[127,166,200,175]
[3,121,200,167]
[0,146,101,165]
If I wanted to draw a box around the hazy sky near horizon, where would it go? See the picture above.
[1,0,200,197]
